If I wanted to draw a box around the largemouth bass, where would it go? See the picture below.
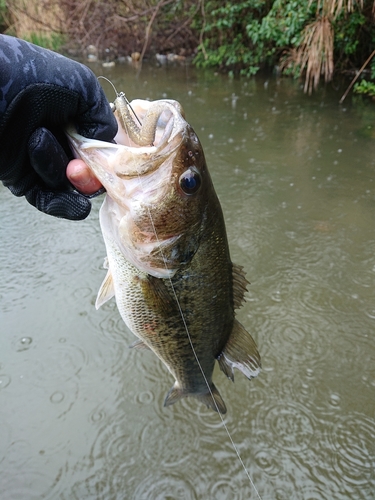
[67,95,261,414]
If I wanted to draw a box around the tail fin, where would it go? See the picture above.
[164,382,227,414]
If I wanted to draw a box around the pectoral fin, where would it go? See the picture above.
[95,269,115,309]
[129,339,151,350]
[141,275,178,318]
[218,319,261,381]
[164,382,227,414]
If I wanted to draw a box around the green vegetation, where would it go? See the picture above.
[24,32,65,52]
[194,0,315,77]
[1,0,375,94]
[0,0,8,31]
[354,79,375,96]
[194,0,375,93]
[351,53,375,98]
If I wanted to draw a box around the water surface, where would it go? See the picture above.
[1,60,374,499]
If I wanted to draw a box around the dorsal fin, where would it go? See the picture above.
[232,263,250,310]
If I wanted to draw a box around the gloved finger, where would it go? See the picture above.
[24,184,92,220]
[28,127,72,190]
[76,98,118,142]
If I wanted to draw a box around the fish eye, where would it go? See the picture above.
[179,168,201,195]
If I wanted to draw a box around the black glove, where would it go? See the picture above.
[0,35,118,220]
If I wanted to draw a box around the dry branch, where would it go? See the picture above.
[6,0,200,60]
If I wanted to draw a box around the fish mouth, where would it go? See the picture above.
[67,99,187,194]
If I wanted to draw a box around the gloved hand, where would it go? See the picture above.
[0,35,118,220]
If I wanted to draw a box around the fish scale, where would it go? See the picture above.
[67,97,261,414]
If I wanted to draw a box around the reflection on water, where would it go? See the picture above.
[1,61,374,499]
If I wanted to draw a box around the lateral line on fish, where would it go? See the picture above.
[121,102,262,500]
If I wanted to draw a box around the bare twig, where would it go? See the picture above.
[9,0,202,60]
[164,3,200,46]
[114,0,174,24]
[138,0,175,65]
[339,48,375,103]
[139,0,161,65]
[199,0,207,60]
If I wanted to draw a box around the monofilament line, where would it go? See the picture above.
[145,207,262,500]
[121,97,262,500]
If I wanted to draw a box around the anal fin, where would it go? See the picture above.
[195,384,227,414]
[218,319,261,381]
[129,339,151,350]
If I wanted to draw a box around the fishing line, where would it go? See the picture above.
[145,207,262,500]
[98,76,142,126]
[115,92,262,500]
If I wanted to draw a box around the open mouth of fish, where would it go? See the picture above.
[67,96,187,192]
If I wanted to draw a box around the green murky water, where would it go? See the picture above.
[1,60,374,499]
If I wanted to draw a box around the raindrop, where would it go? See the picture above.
[263,402,314,452]
[329,393,341,407]
[50,391,65,404]
[132,473,197,500]
[271,291,282,302]
[16,337,32,352]
[0,374,11,390]
[135,390,154,405]
[90,409,106,423]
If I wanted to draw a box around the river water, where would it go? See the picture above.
[1,60,374,499]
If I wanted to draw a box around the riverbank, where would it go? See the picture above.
[2,0,375,96]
